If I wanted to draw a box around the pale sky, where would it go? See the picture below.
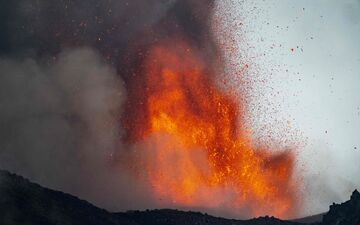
[217,0,360,216]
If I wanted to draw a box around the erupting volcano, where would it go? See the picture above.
[121,36,299,218]
[0,0,306,221]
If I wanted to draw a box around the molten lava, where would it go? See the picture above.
[124,38,298,218]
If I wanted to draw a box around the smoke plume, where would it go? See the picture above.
[0,0,222,213]
[0,0,300,219]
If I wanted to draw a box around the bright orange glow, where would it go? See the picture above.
[125,38,298,218]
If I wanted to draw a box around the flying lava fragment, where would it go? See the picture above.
[122,36,299,218]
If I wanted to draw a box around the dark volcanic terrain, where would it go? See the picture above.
[0,170,359,225]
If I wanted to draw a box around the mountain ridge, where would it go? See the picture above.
[0,169,359,225]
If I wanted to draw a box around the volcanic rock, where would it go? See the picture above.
[322,189,360,225]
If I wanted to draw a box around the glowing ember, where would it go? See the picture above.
[124,37,298,218]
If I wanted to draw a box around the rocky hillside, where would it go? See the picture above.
[0,170,135,225]
[0,170,359,225]
[322,189,360,225]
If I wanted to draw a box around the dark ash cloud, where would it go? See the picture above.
[0,0,218,213]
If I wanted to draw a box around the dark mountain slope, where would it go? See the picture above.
[0,170,136,225]
[291,213,324,224]
[0,169,359,225]
[119,209,301,225]
[0,170,301,225]
[322,189,360,225]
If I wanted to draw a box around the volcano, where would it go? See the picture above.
[3,0,359,222]
[0,0,301,219]
[114,0,299,217]
[122,36,298,217]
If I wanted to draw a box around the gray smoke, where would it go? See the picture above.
[0,48,157,211]
[0,0,220,215]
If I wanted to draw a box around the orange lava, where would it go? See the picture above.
[126,38,298,218]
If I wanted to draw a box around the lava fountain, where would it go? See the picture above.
[121,35,299,218]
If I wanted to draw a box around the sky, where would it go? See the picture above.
[217,0,360,216]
